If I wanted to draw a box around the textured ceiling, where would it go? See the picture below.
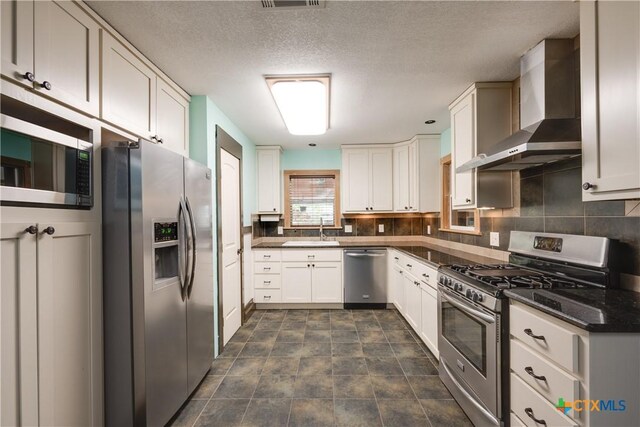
[87,1,579,149]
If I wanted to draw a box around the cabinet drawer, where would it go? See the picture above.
[254,274,281,289]
[255,289,281,303]
[254,262,281,274]
[511,374,577,427]
[254,250,281,262]
[281,249,342,262]
[510,303,579,373]
[510,339,580,410]
[414,261,437,288]
[510,412,527,427]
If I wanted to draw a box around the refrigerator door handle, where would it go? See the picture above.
[178,198,191,301]
[185,196,197,298]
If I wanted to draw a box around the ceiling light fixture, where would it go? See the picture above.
[266,74,330,136]
[425,120,436,124]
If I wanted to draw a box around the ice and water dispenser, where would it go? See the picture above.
[153,221,179,289]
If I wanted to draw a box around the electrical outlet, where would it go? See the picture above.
[277,226,284,235]
[345,224,353,233]
[378,223,385,233]
[427,225,431,235]
[490,232,500,247]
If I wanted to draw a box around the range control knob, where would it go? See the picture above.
[465,289,472,298]
[439,276,444,285]
[473,293,484,303]
[455,283,463,292]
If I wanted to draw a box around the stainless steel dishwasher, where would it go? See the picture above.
[343,249,387,309]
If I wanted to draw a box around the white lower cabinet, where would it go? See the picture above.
[1,221,101,427]
[419,283,439,358]
[311,262,343,303]
[391,264,405,313]
[282,262,313,303]
[403,272,421,332]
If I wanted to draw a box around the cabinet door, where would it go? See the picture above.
[420,286,438,358]
[1,223,38,427]
[34,0,100,115]
[342,149,370,212]
[581,1,640,200]
[257,149,281,213]
[156,78,190,156]
[369,148,393,211]
[1,0,34,87]
[451,93,476,209]
[403,273,421,332]
[393,145,411,211]
[282,263,312,302]
[392,265,405,313]
[311,262,342,303]
[37,222,101,427]
[102,31,157,139]
[408,141,419,211]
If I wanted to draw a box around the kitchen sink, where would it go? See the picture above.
[282,240,340,247]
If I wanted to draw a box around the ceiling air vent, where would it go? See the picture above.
[261,0,326,9]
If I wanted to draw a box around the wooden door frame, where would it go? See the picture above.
[215,126,244,354]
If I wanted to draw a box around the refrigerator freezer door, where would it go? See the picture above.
[184,158,214,394]
[138,142,188,427]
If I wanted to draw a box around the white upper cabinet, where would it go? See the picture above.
[342,146,393,213]
[101,31,157,140]
[393,136,441,213]
[1,0,34,88]
[581,0,640,201]
[449,83,513,210]
[256,146,282,213]
[156,78,190,156]
[1,0,99,115]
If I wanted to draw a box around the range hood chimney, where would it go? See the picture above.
[457,39,581,172]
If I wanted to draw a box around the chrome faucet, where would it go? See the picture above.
[319,218,326,241]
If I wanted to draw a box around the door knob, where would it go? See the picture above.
[40,81,52,91]
[24,225,38,234]
[42,226,55,235]
[23,71,35,82]
[582,182,595,190]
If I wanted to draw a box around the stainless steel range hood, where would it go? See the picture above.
[457,39,581,172]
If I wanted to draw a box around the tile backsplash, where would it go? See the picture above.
[254,158,640,276]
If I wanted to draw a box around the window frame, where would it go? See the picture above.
[440,155,481,235]
[283,169,341,229]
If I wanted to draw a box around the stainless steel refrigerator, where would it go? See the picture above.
[102,139,214,427]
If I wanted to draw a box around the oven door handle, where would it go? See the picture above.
[441,358,500,425]
[440,292,495,324]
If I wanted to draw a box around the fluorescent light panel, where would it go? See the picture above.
[266,75,330,135]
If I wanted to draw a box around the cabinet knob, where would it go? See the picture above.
[307,264,311,267]
[465,198,471,203]
[23,71,35,82]
[42,226,55,235]
[273,208,276,212]
[157,137,163,144]
[24,225,38,234]
[582,182,595,191]
[40,81,52,91]
[404,206,408,210]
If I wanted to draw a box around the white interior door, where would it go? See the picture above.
[220,149,242,345]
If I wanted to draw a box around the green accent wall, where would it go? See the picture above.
[281,149,341,170]
[189,95,258,357]
[440,128,451,157]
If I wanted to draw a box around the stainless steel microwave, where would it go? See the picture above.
[0,114,93,208]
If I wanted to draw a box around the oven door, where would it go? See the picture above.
[438,285,500,425]
[0,114,92,208]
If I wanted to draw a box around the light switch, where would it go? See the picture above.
[277,226,284,235]
[378,223,385,233]
[427,225,431,235]
[345,224,353,233]
[490,232,500,247]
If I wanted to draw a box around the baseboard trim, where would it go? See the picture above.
[243,299,256,321]
[255,303,344,310]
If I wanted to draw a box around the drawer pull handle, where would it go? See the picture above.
[524,408,546,425]
[263,255,271,258]
[394,257,399,260]
[422,274,429,279]
[308,255,315,259]
[264,281,271,284]
[524,328,545,341]
[264,295,271,300]
[524,366,546,382]
[406,264,412,268]
[263,267,271,271]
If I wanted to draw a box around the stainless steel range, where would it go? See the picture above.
[436,231,614,427]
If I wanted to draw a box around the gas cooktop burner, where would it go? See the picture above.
[447,264,584,290]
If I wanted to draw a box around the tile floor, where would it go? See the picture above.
[169,309,472,427]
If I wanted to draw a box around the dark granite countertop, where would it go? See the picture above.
[252,240,504,269]
[505,288,640,333]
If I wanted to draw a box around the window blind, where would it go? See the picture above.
[288,175,336,227]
